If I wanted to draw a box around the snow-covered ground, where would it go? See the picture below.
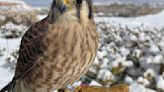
[95,10,164,30]
[1,1,164,91]
[92,10,164,92]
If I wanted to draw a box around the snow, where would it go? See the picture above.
[153,55,163,64]
[125,76,134,84]
[93,9,164,92]
[0,38,20,89]
[137,77,150,86]
[37,15,47,20]
[149,45,160,54]
[95,10,164,30]
[157,76,164,90]
[0,38,21,53]
[0,23,27,38]
[89,80,102,86]
[97,69,114,84]
[97,50,108,59]
[0,67,14,89]
[143,69,156,78]
[130,82,155,92]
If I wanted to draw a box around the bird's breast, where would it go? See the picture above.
[24,20,98,92]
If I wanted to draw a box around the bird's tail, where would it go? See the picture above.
[0,80,16,92]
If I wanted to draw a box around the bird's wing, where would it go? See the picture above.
[13,18,49,79]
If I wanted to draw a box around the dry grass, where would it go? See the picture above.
[65,84,129,92]
[0,2,19,6]
[93,4,162,17]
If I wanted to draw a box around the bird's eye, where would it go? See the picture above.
[76,0,82,4]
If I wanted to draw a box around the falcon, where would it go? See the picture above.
[0,0,98,92]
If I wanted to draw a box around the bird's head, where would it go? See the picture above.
[60,0,83,11]
[48,0,93,23]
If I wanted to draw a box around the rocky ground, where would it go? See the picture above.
[1,1,164,92]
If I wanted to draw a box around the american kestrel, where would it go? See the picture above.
[0,0,98,92]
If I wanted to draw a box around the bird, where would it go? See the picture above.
[0,0,98,92]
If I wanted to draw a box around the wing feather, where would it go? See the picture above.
[14,18,49,79]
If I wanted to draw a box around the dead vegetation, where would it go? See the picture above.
[0,1,37,27]
[94,4,163,17]
[65,84,129,92]
[0,2,19,6]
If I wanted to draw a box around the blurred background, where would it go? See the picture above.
[1,0,164,92]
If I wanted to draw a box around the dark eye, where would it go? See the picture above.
[76,0,82,4]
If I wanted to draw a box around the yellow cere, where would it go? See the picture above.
[63,0,76,8]
[64,0,70,8]
[64,0,69,5]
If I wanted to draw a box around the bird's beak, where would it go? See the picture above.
[59,0,68,14]
[48,0,68,23]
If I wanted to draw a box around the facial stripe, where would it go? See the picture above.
[76,2,82,19]
[86,0,93,19]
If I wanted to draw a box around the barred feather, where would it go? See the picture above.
[0,0,98,92]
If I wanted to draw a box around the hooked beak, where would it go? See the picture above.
[59,1,67,14]
[48,0,68,23]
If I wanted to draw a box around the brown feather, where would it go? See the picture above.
[1,0,98,92]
